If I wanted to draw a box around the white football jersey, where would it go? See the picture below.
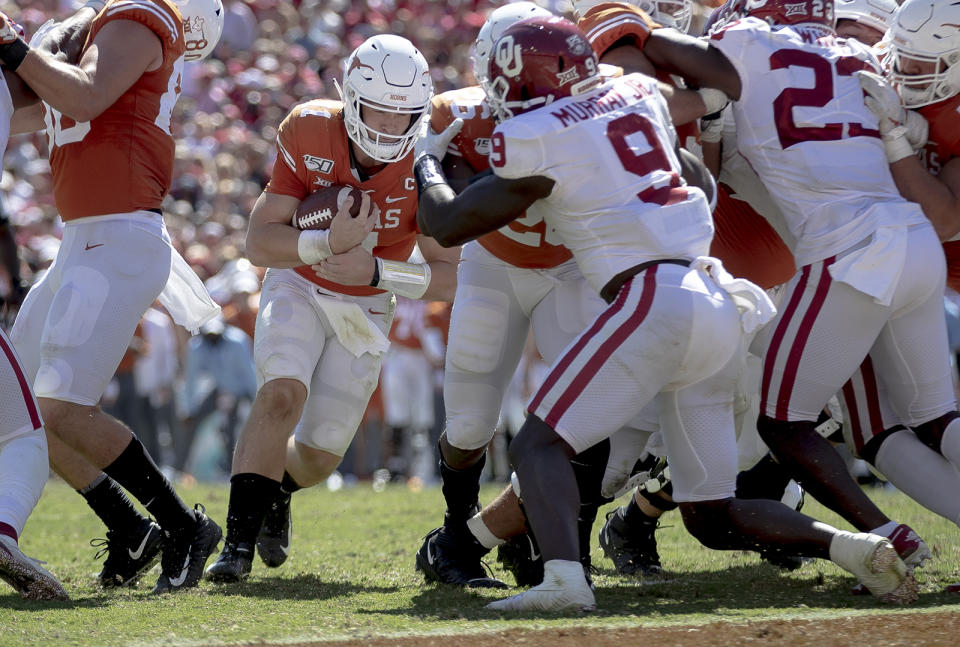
[709,19,927,267]
[490,73,713,296]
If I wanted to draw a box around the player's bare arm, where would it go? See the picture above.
[678,145,715,205]
[600,43,656,75]
[414,234,461,302]
[246,190,375,269]
[416,169,554,248]
[2,18,162,122]
[441,153,480,194]
[644,28,743,100]
[890,155,960,240]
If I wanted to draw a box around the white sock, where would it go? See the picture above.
[0,430,49,537]
[874,429,960,527]
[467,512,505,550]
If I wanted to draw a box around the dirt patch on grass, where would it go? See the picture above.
[234,611,960,647]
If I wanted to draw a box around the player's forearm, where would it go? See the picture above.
[420,259,457,302]
[245,221,306,269]
[415,157,529,247]
[36,7,97,63]
[645,30,742,100]
[15,49,103,122]
[890,157,960,241]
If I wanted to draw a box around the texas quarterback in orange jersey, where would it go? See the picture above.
[205,34,460,584]
[0,0,225,594]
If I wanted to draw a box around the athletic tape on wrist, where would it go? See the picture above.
[375,258,431,299]
[884,126,915,164]
[297,229,333,265]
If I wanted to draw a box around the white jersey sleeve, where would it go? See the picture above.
[490,120,547,181]
[490,74,713,296]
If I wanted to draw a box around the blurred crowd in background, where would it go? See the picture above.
[3,0,944,487]
[0,0,591,484]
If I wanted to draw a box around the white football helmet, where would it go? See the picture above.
[834,0,896,33]
[176,0,224,61]
[887,0,960,107]
[572,0,693,33]
[341,35,433,163]
[473,2,554,85]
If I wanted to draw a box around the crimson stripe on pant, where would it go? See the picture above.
[0,329,41,430]
[842,357,884,455]
[527,277,635,415]
[541,267,659,429]
[760,264,811,416]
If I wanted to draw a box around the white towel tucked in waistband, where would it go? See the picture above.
[691,256,777,334]
[159,248,221,334]
[312,291,390,358]
[827,226,906,307]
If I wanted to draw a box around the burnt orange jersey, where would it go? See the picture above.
[578,3,658,60]
[919,95,960,293]
[48,0,186,221]
[431,87,572,269]
[266,99,419,296]
[389,298,450,351]
[710,183,795,289]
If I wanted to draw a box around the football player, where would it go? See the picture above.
[0,0,226,594]
[413,1,624,590]
[416,16,916,610]
[204,34,461,583]
[838,0,960,592]
[638,0,944,569]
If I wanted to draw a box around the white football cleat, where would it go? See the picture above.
[486,559,596,612]
[0,535,68,601]
[829,531,917,605]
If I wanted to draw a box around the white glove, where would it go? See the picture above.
[857,70,922,163]
[413,118,463,163]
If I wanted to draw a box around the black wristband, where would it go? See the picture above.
[0,38,30,72]
[368,258,380,287]
[413,155,447,196]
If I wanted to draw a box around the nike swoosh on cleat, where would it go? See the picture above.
[168,555,190,587]
[128,528,155,560]
[426,541,436,567]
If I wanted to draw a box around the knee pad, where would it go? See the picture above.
[859,425,907,466]
[912,411,960,455]
[446,287,510,375]
[444,410,500,451]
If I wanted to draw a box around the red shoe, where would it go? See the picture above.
[886,524,931,569]
[946,583,960,593]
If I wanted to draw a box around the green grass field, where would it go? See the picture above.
[2,480,959,647]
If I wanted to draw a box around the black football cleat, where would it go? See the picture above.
[152,504,222,594]
[496,533,544,587]
[91,519,163,588]
[599,509,664,576]
[256,492,291,568]
[205,542,254,583]
[415,526,507,589]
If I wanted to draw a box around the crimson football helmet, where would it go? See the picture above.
[720,0,836,30]
[483,17,601,122]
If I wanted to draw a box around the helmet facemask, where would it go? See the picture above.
[341,35,433,163]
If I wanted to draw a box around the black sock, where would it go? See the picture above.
[103,437,194,533]
[79,474,150,537]
[439,448,486,526]
[226,473,282,547]
[571,439,610,565]
[280,471,303,496]
[621,495,658,528]
[736,452,791,501]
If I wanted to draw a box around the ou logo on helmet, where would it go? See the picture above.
[494,35,524,78]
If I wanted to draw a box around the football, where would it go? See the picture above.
[291,185,366,230]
